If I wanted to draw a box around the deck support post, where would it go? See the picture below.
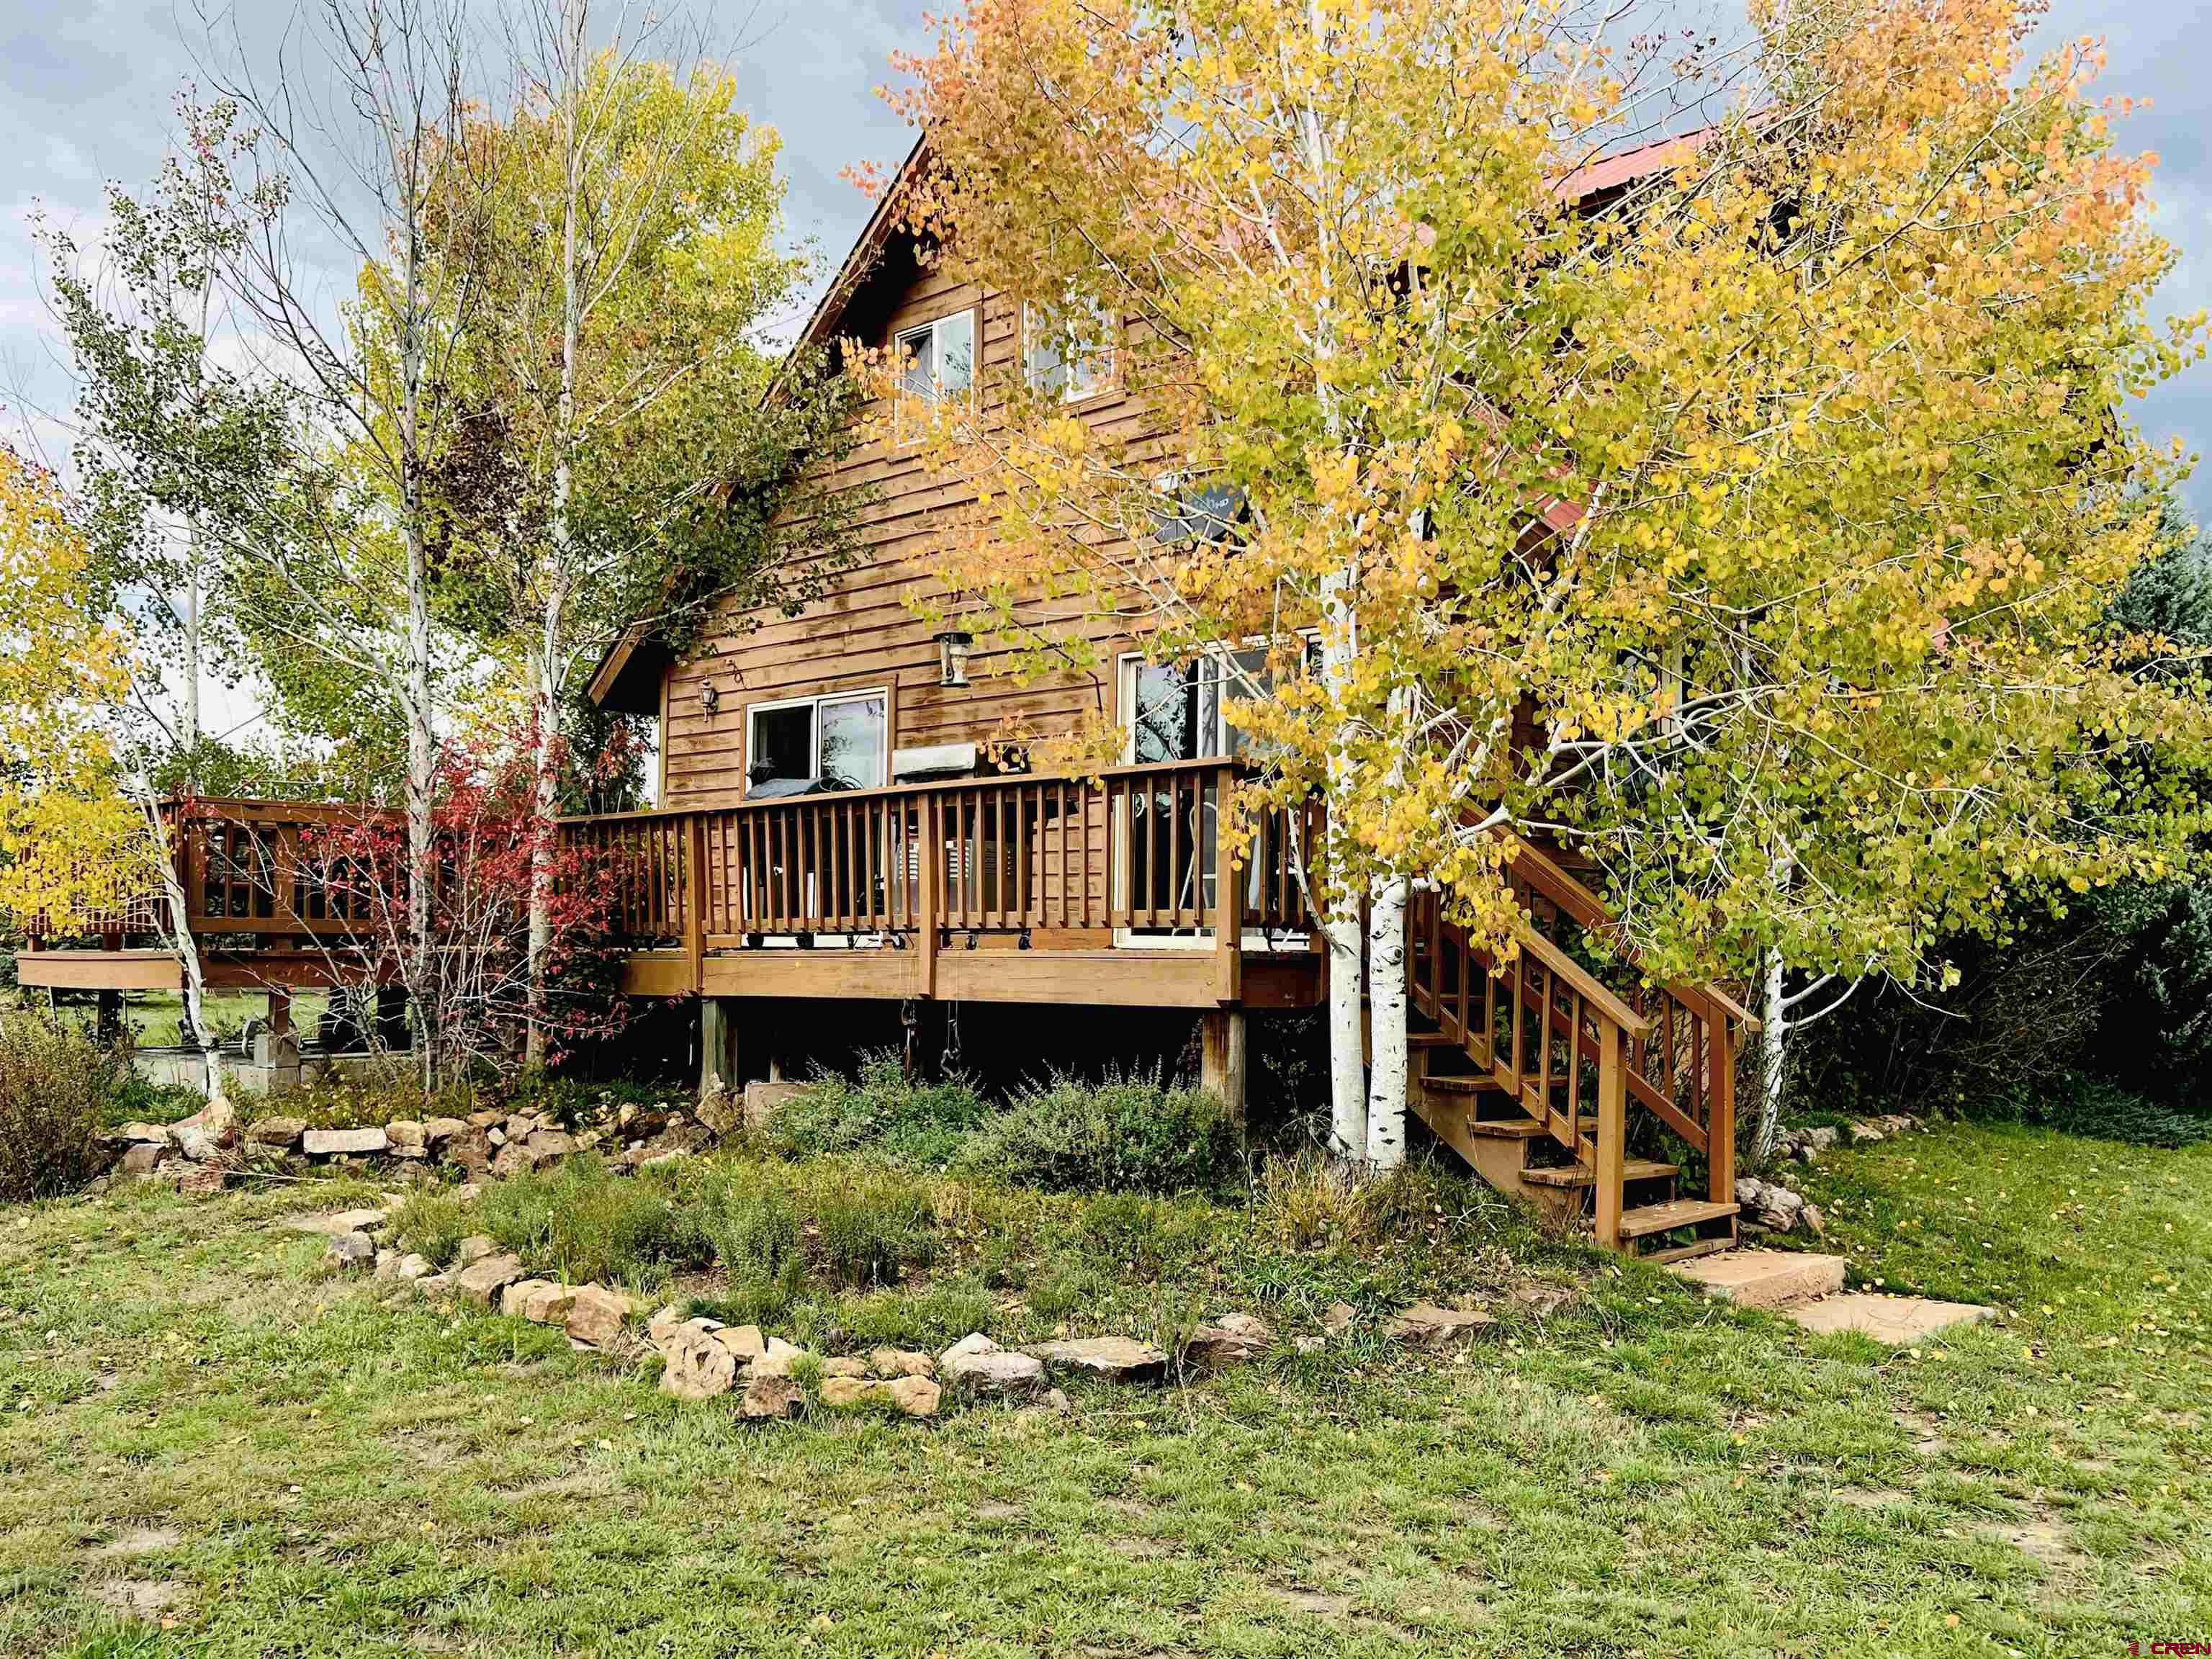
[253,986,301,1096]
[96,989,124,1043]
[1200,1006,1248,1129]
[1593,1020,1626,1251]
[699,997,736,1094]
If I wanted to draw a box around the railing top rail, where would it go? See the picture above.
[164,796,408,827]
[557,757,1256,827]
[1506,838,1761,1034]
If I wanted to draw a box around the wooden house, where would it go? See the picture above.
[18,132,1755,1258]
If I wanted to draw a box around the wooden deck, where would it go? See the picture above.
[14,772,1758,1254]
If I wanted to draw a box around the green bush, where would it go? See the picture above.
[700,1178,802,1276]
[807,1164,940,1287]
[0,1014,130,1203]
[771,1053,993,1166]
[390,1190,477,1266]
[954,1068,1243,1197]
[475,1154,712,1284]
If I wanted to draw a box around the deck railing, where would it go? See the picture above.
[557,760,1323,962]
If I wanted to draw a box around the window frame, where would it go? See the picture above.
[892,305,979,444]
[743,686,891,796]
[1022,295,1118,405]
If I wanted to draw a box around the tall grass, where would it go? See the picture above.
[0,1015,128,1203]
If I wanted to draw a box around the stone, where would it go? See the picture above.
[467,1109,502,1130]
[1787,1292,1997,1345]
[327,1231,375,1270]
[939,1333,1046,1395]
[1321,1301,1358,1337]
[711,1323,766,1361]
[564,1284,634,1349]
[1293,1335,1326,1356]
[748,1336,807,1378]
[446,1132,493,1180]
[452,1252,526,1305]
[1382,1302,1497,1345]
[742,1079,808,1128]
[1802,1125,1840,1152]
[454,1236,498,1267]
[286,1208,389,1236]
[114,1122,173,1145]
[662,1328,739,1401]
[501,1279,570,1321]
[868,1346,935,1380]
[1182,1313,1272,1370]
[415,1273,451,1296]
[246,1116,306,1148]
[647,1305,686,1349]
[821,1373,941,1417]
[1847,1121,1885,1143]
[1025,1335,1168,1382]
[175,1164,226,1197]
[739,1373,805,1420]
[1671,1249,1848,1309]
[302,1125,388,1157]
[119,1143,168,1177]
[1036,1388,1073,1414]
[375,1249,402,1280]
[172,1125,219,1163]
[386,1120,428,1159]
[820,1357,870,1379]
[694,1084,742,1139]
[525,1128,574,1161]
[395,1254,433,1282]
[887,1375,942,1417]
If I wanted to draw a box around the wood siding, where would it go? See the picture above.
[662,264,1159,805]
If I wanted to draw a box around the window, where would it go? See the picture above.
[894,310,975,433]
[1120,644,1312,765]
[1025,296,1114,401]
[746,691,889,795]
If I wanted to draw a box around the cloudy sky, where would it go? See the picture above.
[1,0,2206,518]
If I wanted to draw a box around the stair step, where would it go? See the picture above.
[1465,1118,1551,1140]
[1422,1075,1493,1095]
[1520,1158,1678,1190]
[1616,1198,1739,1240]
[1407,1032,1460,1048]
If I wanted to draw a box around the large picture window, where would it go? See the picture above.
[745,690,888,796]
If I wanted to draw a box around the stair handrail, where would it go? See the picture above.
[1505,917,1651,1040]
[1503,841,1760,1038]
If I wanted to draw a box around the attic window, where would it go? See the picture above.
[1025,296,1114,402]
[895,310,975,433]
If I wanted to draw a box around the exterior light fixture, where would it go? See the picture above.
[698,679,720,714]
[934,629,974,688]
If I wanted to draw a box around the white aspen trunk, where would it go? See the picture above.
[1318,567,1367,1164]
[182,540,201,781]
[132,781,220,1095]
[523,0,589,1073]
[1364,873,1408,1168]
[1757,945,1786,1165]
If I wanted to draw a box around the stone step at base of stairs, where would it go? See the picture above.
[1671,1249,1998,1344]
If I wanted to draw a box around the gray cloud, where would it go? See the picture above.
[1,0,2205,520]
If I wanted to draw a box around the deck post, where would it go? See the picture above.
[1213,765,1243,1004]
[1199,1006,1248,1129]
[916,795,939,999]
[1708,1012,1737,1205]
[253,986,301,1096]
[699,997,736,1094]
[1593,1020,1627,1251]
[684,815,706,996]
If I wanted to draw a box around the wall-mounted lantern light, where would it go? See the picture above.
[698,678,721,714]
[934,629,974,688]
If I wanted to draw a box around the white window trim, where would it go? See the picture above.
[894,310,977,443]
[745,686,891,793]
[1022,297,1116,403]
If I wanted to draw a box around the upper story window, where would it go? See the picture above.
[1024,297,1115,402]
[895,310,976,435]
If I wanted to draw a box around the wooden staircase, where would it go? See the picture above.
[1402,845,1758,1259]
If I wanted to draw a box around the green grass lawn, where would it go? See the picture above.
[117,992,331,1051]
[1,1121,2206,1657]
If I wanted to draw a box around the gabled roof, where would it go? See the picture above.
[588,121,1722,712]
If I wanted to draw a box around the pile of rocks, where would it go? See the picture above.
[1735,1175,1825,1237]
[1772,1113,1923,1166]
[104,1092,724,1190]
